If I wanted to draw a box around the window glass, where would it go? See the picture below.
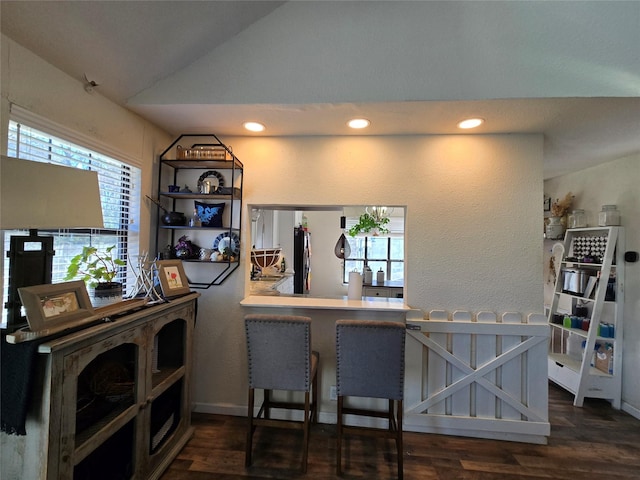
[390,237,404,260]
[3,120,141,327]
[348,237,365,258]
[389,261,404,282]
[343,236,404,283]
[368,237,389,259]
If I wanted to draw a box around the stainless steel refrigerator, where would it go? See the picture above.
[293,226,311,294]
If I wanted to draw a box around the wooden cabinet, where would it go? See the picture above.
[155,134,243,287]
[1,294,198,480]
[362,281,403,298]
[547,227,624,408]
[362,286,391,297]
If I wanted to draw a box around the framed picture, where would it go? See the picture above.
[18,280,94,332]
[157,260,191,297]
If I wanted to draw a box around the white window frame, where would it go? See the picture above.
[2,107,141,327]
[342,235,405,283]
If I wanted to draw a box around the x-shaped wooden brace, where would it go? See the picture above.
[406,330,547,422]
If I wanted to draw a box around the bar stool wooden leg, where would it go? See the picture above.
[388,399,394,431]
[301,390,311,473]
[312,370,318,424]
[397,399,404,479]
[336,395,343,476]
[264,389,271,419]
[246,388,255,467]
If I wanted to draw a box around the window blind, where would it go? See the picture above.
[2,119,141,326]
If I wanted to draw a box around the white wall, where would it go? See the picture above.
[544,155,640,416]
[1,34,546,419]
[304,210,345,298]
[0,34,171,254]
[187,134,544,414]
[235,135,543,311]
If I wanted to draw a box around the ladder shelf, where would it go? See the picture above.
[547,226,624,408]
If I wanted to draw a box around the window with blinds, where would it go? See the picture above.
[2,120,141,326]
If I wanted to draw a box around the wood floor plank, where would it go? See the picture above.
[513,454,640,477]
[160,383,640,479]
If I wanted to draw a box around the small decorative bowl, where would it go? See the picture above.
[251,248,282,269]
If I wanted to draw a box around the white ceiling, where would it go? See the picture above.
[2,1,639,180]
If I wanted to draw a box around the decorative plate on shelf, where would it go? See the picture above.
[213,232,240,256]
[197,170,225,192]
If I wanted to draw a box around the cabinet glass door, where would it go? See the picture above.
[60,328,145,479]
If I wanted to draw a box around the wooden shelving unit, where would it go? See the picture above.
[547,227,624,408]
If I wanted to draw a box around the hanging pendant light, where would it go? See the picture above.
[334,233,351,259]
[334,216,351,259]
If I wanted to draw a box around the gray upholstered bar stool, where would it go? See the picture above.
[244,314,319,473]
[335,319,406,479]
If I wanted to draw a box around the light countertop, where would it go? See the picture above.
[240,294,410,311]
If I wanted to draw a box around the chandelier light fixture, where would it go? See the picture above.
[365,206,393,223]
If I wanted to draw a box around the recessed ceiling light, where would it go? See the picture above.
[457,118,484,129]
[347,118,370,129]
[243,121,265,132]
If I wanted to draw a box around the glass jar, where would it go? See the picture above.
[598,205,620,226]
[568,209,587,228]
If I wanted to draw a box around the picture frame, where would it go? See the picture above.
[157,260,191,297]
[18,280,95,332]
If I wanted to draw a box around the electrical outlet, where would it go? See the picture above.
[330,385,337,401]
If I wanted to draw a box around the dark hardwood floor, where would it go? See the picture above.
[161,383,640,479]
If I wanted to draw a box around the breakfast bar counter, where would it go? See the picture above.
[240,294,410,311]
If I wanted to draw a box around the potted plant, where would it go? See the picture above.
[65,245,126,307]
[348,212,390,237]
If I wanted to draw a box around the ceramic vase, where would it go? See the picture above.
[91,282,123,308]
[546,216,565,240]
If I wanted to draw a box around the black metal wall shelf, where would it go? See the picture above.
[154,134,243,288]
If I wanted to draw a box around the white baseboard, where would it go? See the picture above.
[621,401,640,420]
[192,402,246,417]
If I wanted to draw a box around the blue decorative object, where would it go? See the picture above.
[194,201,224,227]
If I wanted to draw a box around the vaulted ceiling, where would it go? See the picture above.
[2,1,639,179]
